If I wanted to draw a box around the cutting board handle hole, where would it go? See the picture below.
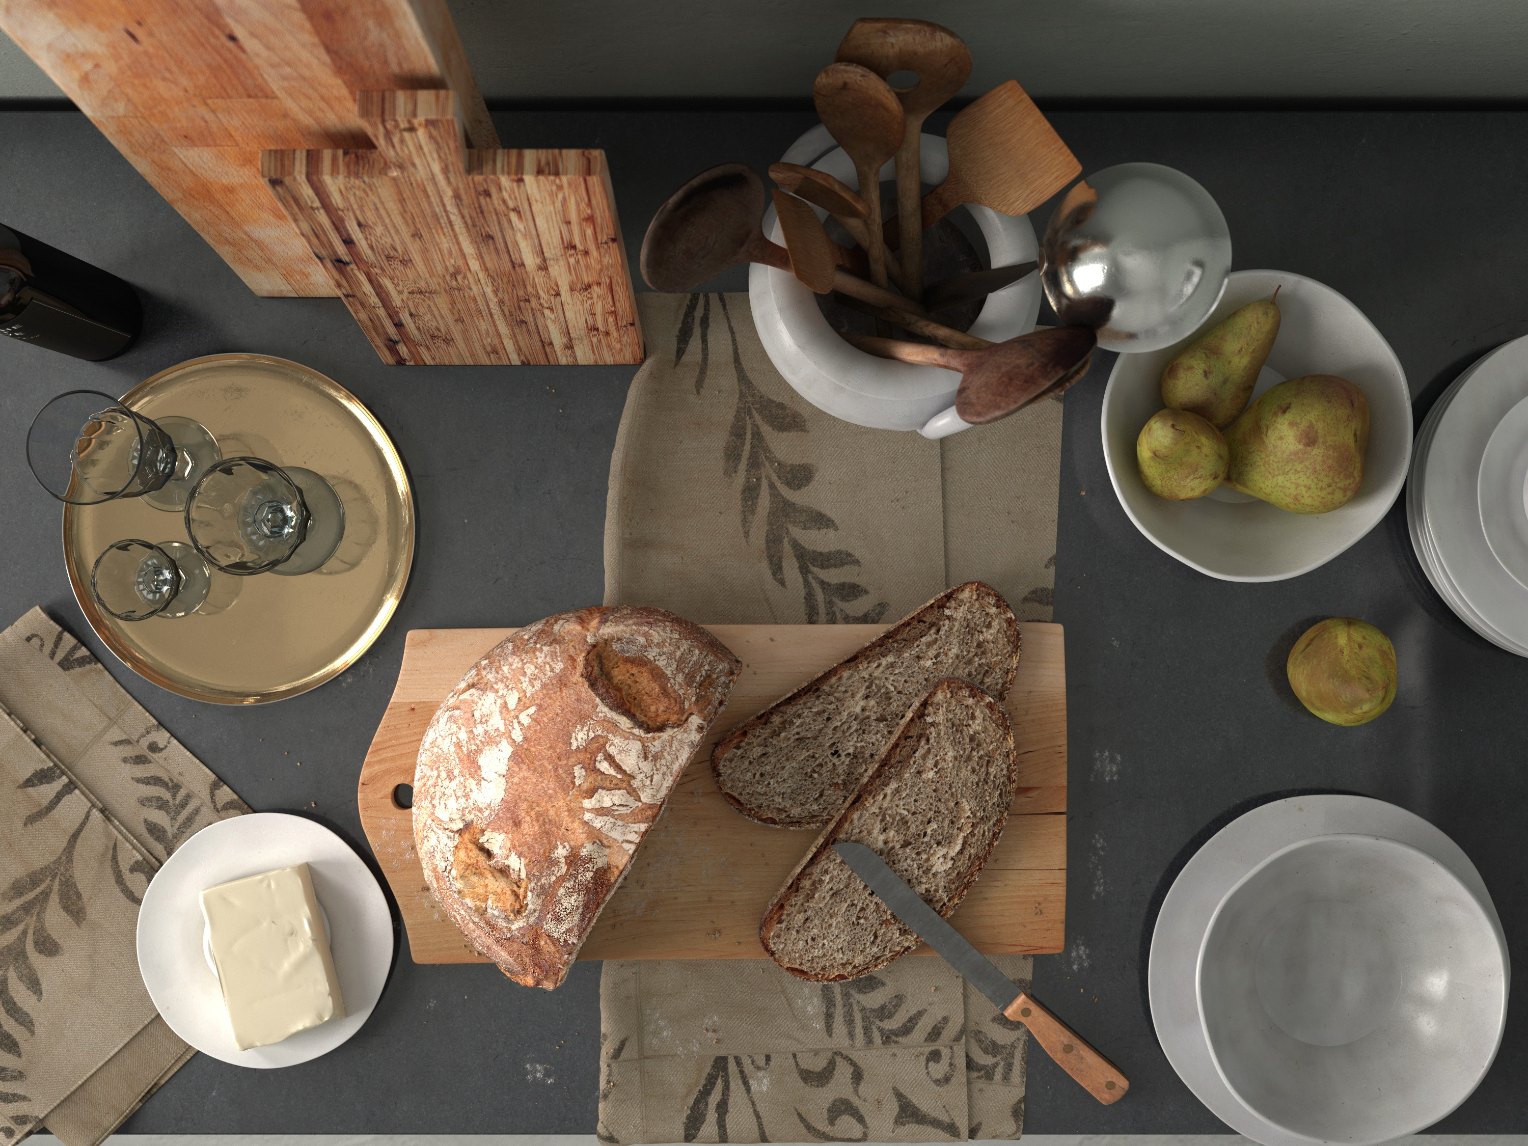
[392,783,413,810]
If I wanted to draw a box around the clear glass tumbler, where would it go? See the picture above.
[184,456,343,576]
[28,389,219,511]
[90,539,213,621]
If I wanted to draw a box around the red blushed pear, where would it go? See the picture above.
[1224,374,1370,514]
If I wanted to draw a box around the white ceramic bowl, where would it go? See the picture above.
[1197,834,1507,1145]
[749,126,1041,434]
[1102,269,1411,581]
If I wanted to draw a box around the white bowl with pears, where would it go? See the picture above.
[1101,269,1412,582]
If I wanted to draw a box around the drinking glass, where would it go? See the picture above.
[28,389,220,511]
[90,539,212,621]
[185,456,344,576]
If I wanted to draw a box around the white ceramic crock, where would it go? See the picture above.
[749,125,1041,437]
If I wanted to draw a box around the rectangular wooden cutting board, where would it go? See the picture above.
[0,0,495,297]
[264,89,643,365]
[357,623,1066,963]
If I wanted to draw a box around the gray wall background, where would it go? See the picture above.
[2,0,1526,104]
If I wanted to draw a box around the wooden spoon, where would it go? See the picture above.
[924,260,1039,311]
[845,325,1096,425]
[768,162,909,290]
[774,191,979,349]
[764,165,904,291]
[639,163,937,318]
[837,18,972,299]
[812,63,904,290]
[921,80,1081,231]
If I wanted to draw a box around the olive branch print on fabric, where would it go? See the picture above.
[0,761,142,1140]
[676,293,889,625]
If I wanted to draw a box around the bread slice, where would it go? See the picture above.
[760,678,1018,980]
[711,582,1020,828]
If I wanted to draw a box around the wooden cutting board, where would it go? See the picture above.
[263,89,643,365]
[357,622,1066,963]
[0,0,495,297]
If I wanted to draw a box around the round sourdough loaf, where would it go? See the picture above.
[413,607,740,988]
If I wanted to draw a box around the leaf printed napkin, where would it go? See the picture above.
[600,293,1069,1142]
[0,609,247,1146]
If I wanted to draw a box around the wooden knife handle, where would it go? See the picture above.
[1004,992,1129,1104]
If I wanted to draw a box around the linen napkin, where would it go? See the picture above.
[598,292,1065,1142]
[0,609,247,1146]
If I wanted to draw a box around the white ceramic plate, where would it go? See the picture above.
[1422,334,1528,650]
[136,813,394,1068]
[1148,795,1506,1146]
[1406,360,1525,654]
[1477,394,1528,591]
[749,129,1041,432]
[1197,835,1506,1145]
[1102,269,1412,581]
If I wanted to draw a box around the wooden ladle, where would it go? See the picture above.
[837,18,972,298]
[921,80,1081,231]
[768,162,908,290]
[639,163,937,319]
[812,63,904,290]
[846,325,1097,425]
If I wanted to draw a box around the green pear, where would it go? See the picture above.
[1224,374,1369,514]
[1161,296,1281,426]
[1136,408,1228,500]
[1287,617,1396,726]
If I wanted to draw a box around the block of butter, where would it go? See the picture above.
[200,864,346,1050]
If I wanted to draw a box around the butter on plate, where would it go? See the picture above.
[200,864,346,1050]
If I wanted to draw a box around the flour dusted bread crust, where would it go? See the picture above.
[712,582,1020,828]
[413,607,740,988]
[760,679,1018,981]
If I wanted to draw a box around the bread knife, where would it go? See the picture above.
[832,841,1130,1104]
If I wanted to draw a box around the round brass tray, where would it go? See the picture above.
[62,354,415,704]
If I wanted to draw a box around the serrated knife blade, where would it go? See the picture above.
[833,841,1129,1105]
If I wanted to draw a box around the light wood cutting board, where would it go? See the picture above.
[357,622,1066,963]
[263,89,643,365]
[0,0,495,297]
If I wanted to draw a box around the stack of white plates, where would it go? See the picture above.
[1149,796,1508,1145]
[1409,334,1528,653]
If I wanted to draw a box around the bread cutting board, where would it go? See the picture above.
[357,622,1066,963]
[263,89,643,365]
[0,0,494,297]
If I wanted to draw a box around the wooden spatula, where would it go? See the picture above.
[921,80,1080,230]
[837,18,972,299]
[812,63,905,290]
[845,325,1096,425]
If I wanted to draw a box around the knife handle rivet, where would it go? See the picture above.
[1020,1007,1032,1018]
[1063,1043,1075,1054]
[1106,1081,1117,1091]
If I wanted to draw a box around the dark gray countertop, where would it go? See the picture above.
[1,107,1525,1135]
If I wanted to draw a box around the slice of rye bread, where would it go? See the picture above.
[760,678,1018,980]
[711,581,1020,828]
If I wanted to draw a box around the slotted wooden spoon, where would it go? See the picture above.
[639,163,934,318]
[812,62,904,290]
[845,325,1096,425]
[837,18,972,298]
[921,80,1081,230]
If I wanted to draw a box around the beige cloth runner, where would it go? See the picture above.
[0,609,247,1146]
[599,293,1066,1142]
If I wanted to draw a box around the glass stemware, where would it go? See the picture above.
[28,389,220,511]
[184,456,344,576]
[90,539,214,621]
